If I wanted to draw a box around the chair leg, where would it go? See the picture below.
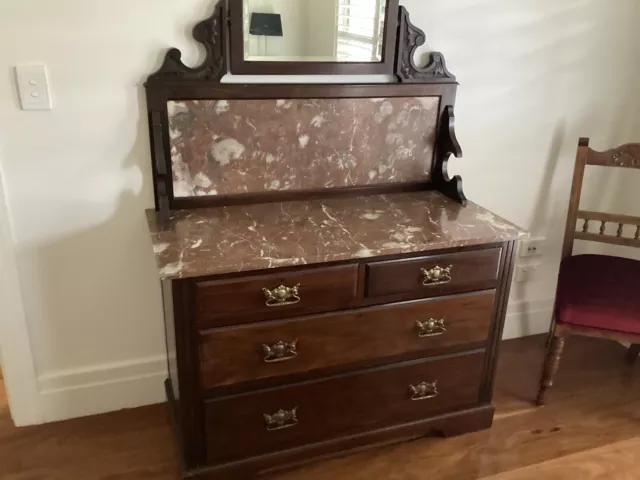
[625,344,640,365]
[536,335,565,406]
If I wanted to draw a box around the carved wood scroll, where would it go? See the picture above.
[431,106,466,205]
[395,6,456,84]
[147,3,226,84]
[587,144,640,169]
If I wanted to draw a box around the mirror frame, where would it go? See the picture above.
[228,0,400,75]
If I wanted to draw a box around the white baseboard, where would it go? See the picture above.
[37,355,167,423]
[28,301,554,424]
[502,299,554,340]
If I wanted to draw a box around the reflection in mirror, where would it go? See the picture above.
[243,0,388,62]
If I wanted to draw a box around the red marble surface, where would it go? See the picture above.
[167,97,439,197]
[146,191,525,280]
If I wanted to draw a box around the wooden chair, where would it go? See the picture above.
[536,138,640,406]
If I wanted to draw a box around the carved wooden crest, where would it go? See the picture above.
[589,144,640,169]
[395,6,456,83]
[147,3,226,84]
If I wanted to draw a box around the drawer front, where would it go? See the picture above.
[200,291,495,389]
[205,352,484,462]
[366,248,502,299]
[195,264,359,328]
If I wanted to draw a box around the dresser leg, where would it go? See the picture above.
[536,335,565,406]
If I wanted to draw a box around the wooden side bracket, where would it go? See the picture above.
[431,105,466,205]
[150,111,171,217]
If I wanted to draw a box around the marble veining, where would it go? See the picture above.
[167,97,439,197]
[146,191,526,280]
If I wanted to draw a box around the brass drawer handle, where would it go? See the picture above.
[264,408,298,431]
[421,265,453,286]
[262,340,298,363]
[409,381,439,401]
[416,318,446,337]
[262,284,301,307]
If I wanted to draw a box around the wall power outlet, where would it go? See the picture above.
[514,262,541,283]
[520,237,546,258]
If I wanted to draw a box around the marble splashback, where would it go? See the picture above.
[167,97,439,198]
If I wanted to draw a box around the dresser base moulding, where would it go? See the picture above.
[164,378,493,480]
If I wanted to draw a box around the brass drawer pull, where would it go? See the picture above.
[421,265,453,286]
[262,340,298,363]
[416,318,446,337]
[262,284,301,307]
[264,408,298,431]
[409,381,438,401]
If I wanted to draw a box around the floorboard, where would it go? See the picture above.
[0,335,639,480]
[0,369,8,414]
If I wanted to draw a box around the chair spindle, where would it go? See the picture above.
[635,225,640,240]
[617,223,624,238]
[599,221,606,235]
[582,219,589,233]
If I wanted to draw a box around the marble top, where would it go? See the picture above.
[146,191,526,280]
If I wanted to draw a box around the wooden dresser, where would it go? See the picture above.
[143,2,524,478]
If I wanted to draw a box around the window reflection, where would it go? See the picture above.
[337,0,386,61]
[243,0,387,62]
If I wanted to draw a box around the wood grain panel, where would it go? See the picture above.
[366,248,502,299]
[199,291,495,389]
[205,352,485,462]
[194,264,359,328]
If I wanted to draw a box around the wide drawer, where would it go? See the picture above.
[366,248,502,299]
[205,352,485,462]
[195,264,359,328]
[199,291,495,389]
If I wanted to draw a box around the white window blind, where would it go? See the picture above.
[336,0,385,61]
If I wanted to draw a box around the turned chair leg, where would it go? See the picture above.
[536,335,565,406]
[626,344,640,365]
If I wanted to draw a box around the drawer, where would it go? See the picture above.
[366,248,502,299]
[195,264,359,328]
[205,352,484,462]
[200,291,495,389]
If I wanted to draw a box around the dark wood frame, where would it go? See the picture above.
[536,138,640,406]
[144,3,521,478]
[144,1,465,218]
[229,0,400,75]
[164,240,517,477]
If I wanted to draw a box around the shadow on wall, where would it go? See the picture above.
[511,120,564,335]
[413,0,640,337]
[16,84,165,390]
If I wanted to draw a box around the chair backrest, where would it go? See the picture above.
[562,138,640,259]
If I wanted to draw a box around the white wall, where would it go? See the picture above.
[304,0,339,58]
[417,0,640,338]
[0,0,639,423]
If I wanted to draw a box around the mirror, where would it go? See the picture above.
[243,0,389,62]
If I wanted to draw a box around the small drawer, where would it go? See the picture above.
[195,264,359,328]
[199,291,495,389]
[205,352,484,462]
[366,248,502,299]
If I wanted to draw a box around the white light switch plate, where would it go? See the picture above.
[15,65,52,111]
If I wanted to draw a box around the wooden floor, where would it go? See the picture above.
[1,335,639,479]
[0,367,7,413]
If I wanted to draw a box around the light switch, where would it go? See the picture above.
[15,65,52,111]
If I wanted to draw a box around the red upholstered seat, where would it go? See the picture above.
[556,254,640,334]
